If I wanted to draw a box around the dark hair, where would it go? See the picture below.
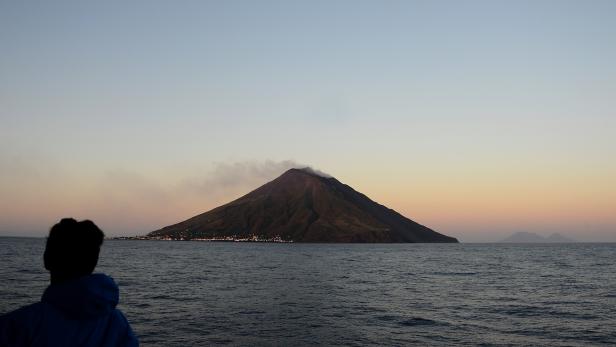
[44,218,105,282]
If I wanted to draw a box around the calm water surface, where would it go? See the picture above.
[1,238,615,346]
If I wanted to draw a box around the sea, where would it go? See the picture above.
[1,237,615,346]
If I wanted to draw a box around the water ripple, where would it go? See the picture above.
[1,239,615,346]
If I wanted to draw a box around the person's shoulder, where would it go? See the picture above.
[0,302,47,346]
[1,302,46,322]
[107,308,139,347]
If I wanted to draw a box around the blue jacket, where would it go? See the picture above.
[0,274,138,347]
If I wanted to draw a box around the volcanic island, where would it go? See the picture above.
[145,168,458,243]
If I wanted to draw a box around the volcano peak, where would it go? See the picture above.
[149,168,457,243]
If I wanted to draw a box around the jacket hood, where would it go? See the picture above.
[41,273,119,319]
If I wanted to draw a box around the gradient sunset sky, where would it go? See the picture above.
[1,1,615,241]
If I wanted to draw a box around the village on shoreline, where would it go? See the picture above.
[110,235,294,243]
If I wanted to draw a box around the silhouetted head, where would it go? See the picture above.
[44,218,105,284]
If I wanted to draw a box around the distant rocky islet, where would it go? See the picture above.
[499,231,575,243]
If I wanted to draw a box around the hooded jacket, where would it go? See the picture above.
[0,273,138,347]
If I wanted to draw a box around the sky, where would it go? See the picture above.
[1,1,615,242]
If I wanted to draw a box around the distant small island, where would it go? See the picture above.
[499,232,575,243]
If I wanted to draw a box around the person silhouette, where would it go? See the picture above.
[0,218,138,347]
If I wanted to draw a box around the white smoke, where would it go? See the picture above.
[182,160,300,193]
[0,157,333,236]
[181,161,333,194]
[298,166,332,178]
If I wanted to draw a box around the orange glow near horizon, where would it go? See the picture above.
[1,161,614,242]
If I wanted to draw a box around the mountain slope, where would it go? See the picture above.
[148,168,458,243]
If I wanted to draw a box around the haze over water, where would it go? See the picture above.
[2,238,615,346]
